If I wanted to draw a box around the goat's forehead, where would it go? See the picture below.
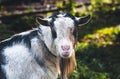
[54,17,75,29]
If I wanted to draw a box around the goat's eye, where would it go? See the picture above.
[70,28,72,32]
[51,27,57,39]
[69,27,73,33]
[73,28,76,38]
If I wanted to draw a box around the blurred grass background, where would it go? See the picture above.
[0,0,120,79]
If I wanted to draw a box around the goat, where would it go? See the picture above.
[0,12,90,79]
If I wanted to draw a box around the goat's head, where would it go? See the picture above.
[36,13,90,58]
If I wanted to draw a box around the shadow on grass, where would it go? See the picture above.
[76,42,120,79]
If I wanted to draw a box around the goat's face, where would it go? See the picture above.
[36,13,90,58]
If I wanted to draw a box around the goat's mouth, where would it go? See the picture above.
[60,52,71,58]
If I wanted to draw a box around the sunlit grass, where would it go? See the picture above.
[78,26,120,48]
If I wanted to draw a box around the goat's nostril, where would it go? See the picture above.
[61,45,70,51]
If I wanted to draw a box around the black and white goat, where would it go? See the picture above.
[0,13,90,79]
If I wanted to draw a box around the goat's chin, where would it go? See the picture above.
[61,56,70,59]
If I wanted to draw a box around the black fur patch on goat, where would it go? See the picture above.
[0,53,6,79]
[0,67,6,79]
[0,30,38,51]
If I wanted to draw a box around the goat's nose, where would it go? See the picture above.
[61,45,70,51]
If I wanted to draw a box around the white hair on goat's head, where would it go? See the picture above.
[36,12,91,58]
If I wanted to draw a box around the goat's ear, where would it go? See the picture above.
[36,17,50,26]
[76,15,91,26]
